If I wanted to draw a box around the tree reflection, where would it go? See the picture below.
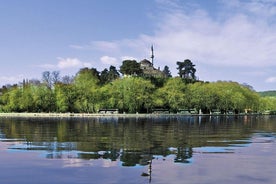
[121,152,142,166]
[0,115,276,167]
[174,146,193,163]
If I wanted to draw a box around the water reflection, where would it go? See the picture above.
[0,115,276,169]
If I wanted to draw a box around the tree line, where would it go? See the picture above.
[0,59,274,114]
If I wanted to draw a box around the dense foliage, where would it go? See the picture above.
[0,75,264,114]
[0,59,273,114]
[258,91,276,112]
[258,90,276,97]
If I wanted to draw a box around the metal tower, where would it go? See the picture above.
[150,45,154,67]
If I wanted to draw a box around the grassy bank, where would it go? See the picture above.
[0,112,265,118]
[0,112,161,118]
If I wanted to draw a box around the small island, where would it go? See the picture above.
[0,47,275,116]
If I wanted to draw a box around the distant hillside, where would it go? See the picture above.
[258,90,276,97]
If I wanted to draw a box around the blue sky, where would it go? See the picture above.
[1,0,276,91]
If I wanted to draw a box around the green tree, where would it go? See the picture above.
[186,82,206,111]
[120,60,142,76]
[176,59,196,81]
[54,83,77,112]
[19,84,35,112]
[100,68,109,85]
[239,84,260,112]
[0,86,22,112]
[108,65,120,81]
[100,65,120,85]
[32,84,56,112]
[98,82,126,111]
[153,77,187,112]
[162,65,172,78]
[187,81,260,114]
[106,77,154,113]
[259,97,276,111]
[74,68,101,112]
[61,75,74,84]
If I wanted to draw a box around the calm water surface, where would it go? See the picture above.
[0,115,276,184]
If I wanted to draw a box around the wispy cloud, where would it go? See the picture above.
[121,56,138,61]
[70,0,276,69]
[70,41,120,52]
[100,56,118,65]
[57,57,92,69]
[265,77,276,83]
[66,0,276,90]
[149,1,276,68]
[223,0,276,18]
[39,57,92,70]
[0,75,24,85]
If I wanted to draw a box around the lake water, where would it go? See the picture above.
[0,115,276,184]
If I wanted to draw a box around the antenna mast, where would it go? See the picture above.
[150,44,154,67]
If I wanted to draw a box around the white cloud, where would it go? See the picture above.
[265,77,276,83]
[39,58,92,70]
[38,64,56,69]
[100,56,118,65]
[70,41,120,52]
[93,41,120,51]
[0,75,24,85]
[72,0,276,70]
[66,0,276,91]
[69,44,85,50]
[121,56,138,61]
[223,0,276,18]
[149,5,276,68]
[241,70,266,77]
[57,57,91,69]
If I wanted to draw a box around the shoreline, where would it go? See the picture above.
[0,112,170,118]
[0,112,264,118]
